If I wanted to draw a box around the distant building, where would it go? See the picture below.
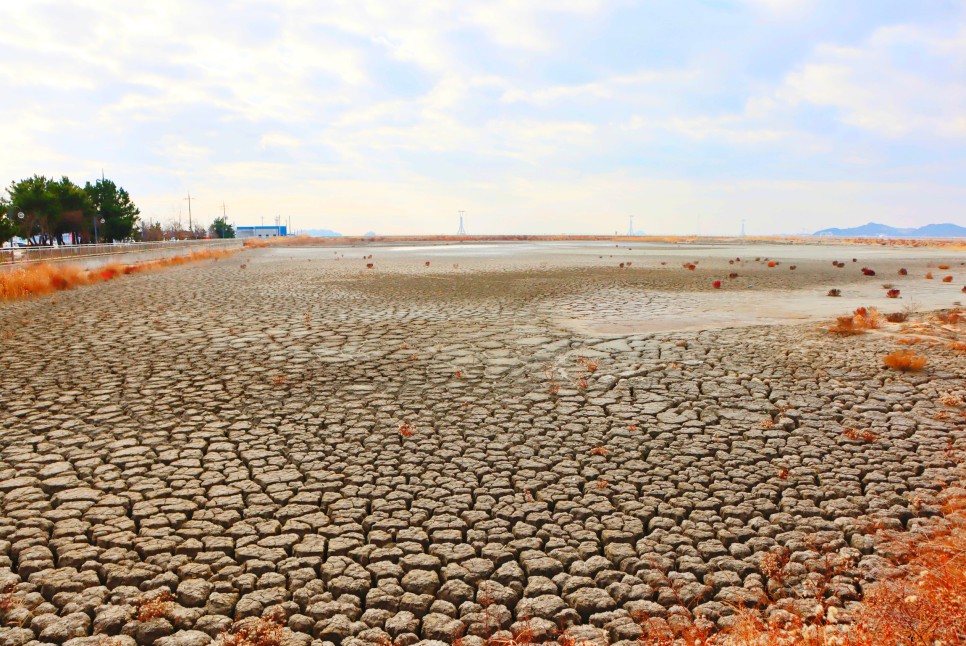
[236,225,288,239]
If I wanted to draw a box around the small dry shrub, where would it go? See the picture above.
[886,288,900,298]
[943,275,954,282]
[827,288,842,297]
[883,350,927,372]
[217,614,285,646]
[590,445,608,456]
[926,272,933,279]
[948,341,966,353]
[885,311,908,322]
[939,392,963,407]
[938,264,951,270]
[398,422,414,438]
[843,427,878,442]
[898,267,908,275]
[132,591,174,622]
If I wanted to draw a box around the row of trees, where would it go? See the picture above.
[140,217,234,241]
[1,175,235,246]
[1,175,140,245]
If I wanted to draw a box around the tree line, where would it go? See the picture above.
[1,175,234,246]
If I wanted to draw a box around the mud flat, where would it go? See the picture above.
[0,241,964,645]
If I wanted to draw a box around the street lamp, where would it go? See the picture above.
[93,211,104,244]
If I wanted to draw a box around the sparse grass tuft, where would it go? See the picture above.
[883,350,927,372]
[132,591,174,622]
[843,427,879,442]
[217,614,285,646]
[828,307,883,334]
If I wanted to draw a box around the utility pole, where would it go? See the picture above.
[184,193,196,239]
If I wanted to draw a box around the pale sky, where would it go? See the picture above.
[2,1,965,235]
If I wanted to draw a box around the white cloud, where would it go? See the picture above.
[767,24,966,138]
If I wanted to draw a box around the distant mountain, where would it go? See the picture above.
[814,222,966,238]
[302,229,342,237]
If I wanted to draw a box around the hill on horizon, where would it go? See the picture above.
[814,222,966,238]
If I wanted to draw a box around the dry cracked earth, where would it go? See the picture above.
[1,243,964,646]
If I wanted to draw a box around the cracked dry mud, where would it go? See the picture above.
[1,243,964,646]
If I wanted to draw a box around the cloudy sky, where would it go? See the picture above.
[2,1,965,235]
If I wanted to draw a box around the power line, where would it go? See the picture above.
[184,192,196,237]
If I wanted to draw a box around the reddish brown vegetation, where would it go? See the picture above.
[827,288,842,297]
[942,275,953,282]
[713,280,721,289]
[862,268,876,276]
[828,307,883,334]
[217,614,285,646]
[728,272,738,279]
[398,422,414,438]
[590,446,608,456]
[885,312,908,323]
[926,272,933,279]
[767,261,777,267]
[886,289,900,298]
[898,267,908,275]
[0,249,238,301]
[938,264,951,270]
[132,591,174,622]
[843,427,879,442]
[883,350,927,372]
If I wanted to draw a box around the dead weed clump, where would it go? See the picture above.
[0,248,240,302]
[131,591,174,622]
[883,350,927,372]
[217,614,285,646]
[828,307,883,335]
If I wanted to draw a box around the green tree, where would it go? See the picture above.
[5,175,69,245]
[83,178,140,242]
[49,176,95,244]
[0,200,17,247]
[210,216,235,238]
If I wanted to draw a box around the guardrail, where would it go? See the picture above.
[1,239,242,266]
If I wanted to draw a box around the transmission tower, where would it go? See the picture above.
[740,219,746,237]
[457,211,466,235]
[628,215,634,236]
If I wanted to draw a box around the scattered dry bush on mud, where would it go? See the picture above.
[0,248,239,301]
[883,350,927,372]
[131,590,174,622]
[217,614,285,646]
[828,308,883,335]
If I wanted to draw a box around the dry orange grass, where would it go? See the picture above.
[0,248,239,302]
[713,481,966,646]
[883,350,928,372]
[828,307,884,335]
[217,614,285,646]
[132,590,174,622]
